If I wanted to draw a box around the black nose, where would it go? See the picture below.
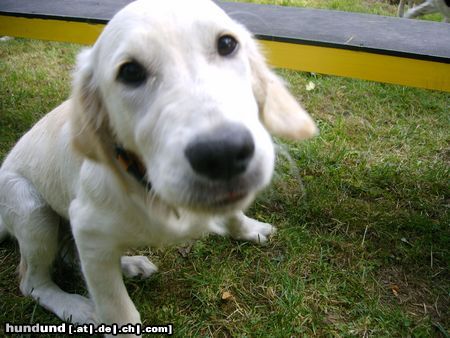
[185,123,255,181]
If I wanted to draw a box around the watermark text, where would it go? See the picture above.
[4,322,173,335]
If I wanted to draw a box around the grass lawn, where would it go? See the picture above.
[0,0,449,337]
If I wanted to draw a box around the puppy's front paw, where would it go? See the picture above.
[121,256,158,279]
[240,219,276,244]
[229,214,276,244]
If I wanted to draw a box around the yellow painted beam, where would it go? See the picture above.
[0,15,103,45]
[260,40,450,93]
[1,15,449,92]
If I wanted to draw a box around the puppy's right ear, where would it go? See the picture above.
[70,48,115,165]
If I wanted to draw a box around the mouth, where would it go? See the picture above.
[154,188,250,216]
[179,174,261,213]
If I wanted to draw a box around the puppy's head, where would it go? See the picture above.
[71,0,317,213]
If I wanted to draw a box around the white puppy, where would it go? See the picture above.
[0,0,317,334]
[398,0,450,22]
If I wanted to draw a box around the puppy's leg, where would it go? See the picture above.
[74,239,141,334]
[0,173,96,324]
[71,206,141,335]
[404,1,436,18]
[121,255,158,279]
[225,211,276,244]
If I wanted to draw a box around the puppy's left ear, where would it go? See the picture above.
[249,41,318,140]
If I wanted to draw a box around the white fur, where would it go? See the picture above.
[398,0,450,22]
[0,0,317,335]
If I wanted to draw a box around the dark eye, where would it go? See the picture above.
[117,61,147,86]
[217,35,238,56]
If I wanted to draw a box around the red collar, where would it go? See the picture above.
[115,146,152,190]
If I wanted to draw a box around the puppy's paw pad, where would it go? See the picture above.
[121,255,158,279]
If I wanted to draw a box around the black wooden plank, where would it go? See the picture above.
[0,0,131,23]
[1,0,449,63]
[218,2,450,63]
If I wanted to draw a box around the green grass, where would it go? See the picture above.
[230,0,446,20]
[229,0,395,15]
[1,1,449,337]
